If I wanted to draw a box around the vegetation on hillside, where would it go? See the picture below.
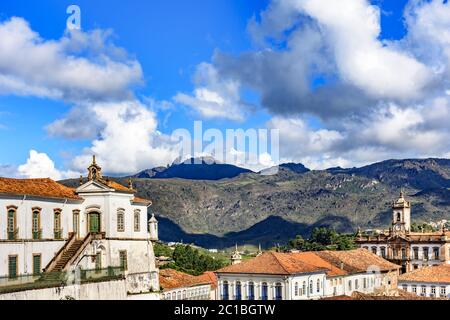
[157,243,229,276]
[283,227,357,252]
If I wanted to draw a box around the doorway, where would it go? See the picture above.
[89,212,100,233]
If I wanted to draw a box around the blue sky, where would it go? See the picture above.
[1,0,449,177]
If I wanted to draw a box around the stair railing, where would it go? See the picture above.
[43,232,76,273]
[64,232,103,271]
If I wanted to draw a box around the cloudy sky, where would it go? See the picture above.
[0,0,449,179]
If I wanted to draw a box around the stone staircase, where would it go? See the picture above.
[51,239,84,272]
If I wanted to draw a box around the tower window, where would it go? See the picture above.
[117,210,125,232]
[134,210,140,232]
[397,212,401,222]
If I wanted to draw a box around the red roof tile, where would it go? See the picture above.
[0,178,81,200]
[197,271,218,289]
[399,264,450,284]
[159,269,211,291]
[315,249,400,273]
[216,252,329,275]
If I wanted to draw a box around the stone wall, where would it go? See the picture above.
[0,279,127,300]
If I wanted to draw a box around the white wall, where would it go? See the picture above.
[0,279,127,300]
[399,281,450,298]
[216,272,328,301]
[161,284,211,300]
[0,188,153,278]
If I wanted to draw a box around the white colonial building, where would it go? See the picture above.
[398,264,450,299]
[357,192,450,273]
[215,249,399,300]
[0,157,159,298]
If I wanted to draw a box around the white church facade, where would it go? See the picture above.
[0,157,159,297]
[356,192,450,273]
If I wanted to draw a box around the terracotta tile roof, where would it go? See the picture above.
[0,177,81,200]
[99,179,135,193]
[291,252,347,277]
[315,249,400,274]
[216,252,329,275]
[132,196,152,205]
[159,269,211,291]
[399,264,450,284]
[197,271,218,289]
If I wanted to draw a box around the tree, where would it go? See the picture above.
[286,228,356,252]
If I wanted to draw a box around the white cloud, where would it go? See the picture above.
[17,150,79,180]
[174,63,248,121]
[0,17,142,102]
[268,0,431,100]
[70,100,180,175]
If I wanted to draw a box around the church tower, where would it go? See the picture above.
[231,244,242,265]
[392,191,411,233]
[88,155,102,181]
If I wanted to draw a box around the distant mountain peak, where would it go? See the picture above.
[133,157,252,180]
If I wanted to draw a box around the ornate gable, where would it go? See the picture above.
[76,180,114,194]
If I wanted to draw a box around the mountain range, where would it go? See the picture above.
[61,158,450,249]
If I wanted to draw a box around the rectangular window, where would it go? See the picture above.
[117,212,125,232]
[412,286,417,293]
[402,285,408,292]
[7,209,17,240]
[33,254,41,275]
[421,286,426,296]
[32,210,41,239]
[440,287,446,297]
[134,211,140,232]
[413,248,419,260]
[8,255,17,279]
[54,211,62,239]
[433,247,439,260]
[380,247,386,258]
[119,250,128,271]
[423,248,429,261]
[73,211,79,236]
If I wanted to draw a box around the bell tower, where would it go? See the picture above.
[392,191,411,233]
[88,155,102,181]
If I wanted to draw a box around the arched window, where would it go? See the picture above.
[317,279,321,293]
[248,282,255,300]
[235,281,242,300]
[171,292,176,300]
[54,209,62,239]
[32,208,41,240]
[182,290,187,300]
[309,280,313,294]
[117,209,125,232]
[134,210,140,232]
[222,281,229,300]
[177,291,182,300]
[302,281,306,296]
[275,283,283,300]
[261,282,268,300]
[7,207,17,240]
[397,212,401,222]
[295,282,299,296]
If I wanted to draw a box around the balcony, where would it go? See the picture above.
[33,229,43,240]
[54,228,63,240]
[0,267,125,294]
[7,228,19,241]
